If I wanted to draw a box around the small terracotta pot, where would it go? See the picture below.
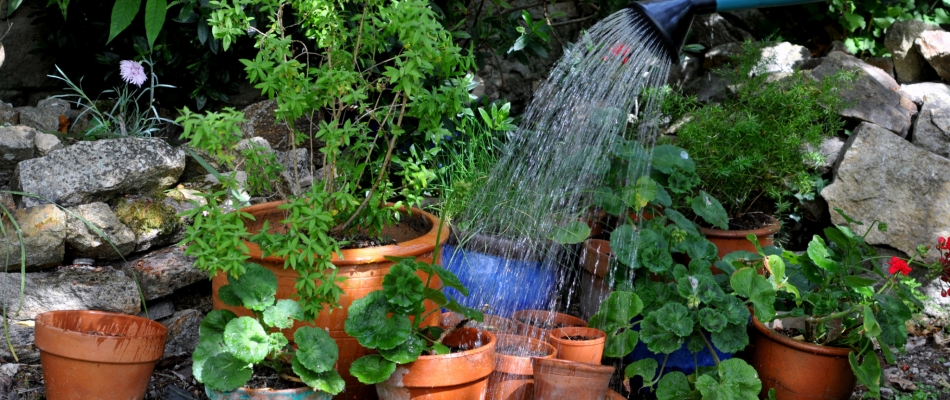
[440,311,519,335]
[511,310,586,342]
[581,239,613,279]
[488,334,558,400]
[749,316,856,400]
[531,358,614,400]
[701,220,780,260]
[375,328,496,399]
[205,386,332,399]
[548,327,607,364]
[34,310,167,400]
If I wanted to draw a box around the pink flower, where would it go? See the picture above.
[887,256,911,276]
[119,60,146,87]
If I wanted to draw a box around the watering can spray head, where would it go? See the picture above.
[628,0,825,63]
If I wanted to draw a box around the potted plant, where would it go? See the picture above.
[547,326,607,364]
[192,262,344,398]
[488,334,557,400]
[661,40,850,253]
[343,256,496,399]
[178,0,474,396]
[743,208,924,399]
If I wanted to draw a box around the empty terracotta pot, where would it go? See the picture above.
[581,239,613,279]
[511,310,586,342]
[34,310,168,400]
[548,327,607,364]
[205,386,332,399]
[488,334,557,400]
[440,311,519,335]
[749,316,856,400]
[375,328,496,400]
[701,220,780,260]
[532,358,614,400]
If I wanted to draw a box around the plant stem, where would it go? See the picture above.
[701,333,721,366]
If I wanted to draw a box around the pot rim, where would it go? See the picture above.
[700,219,781,239]
[240,201,449,266]
[34,310,168,363]
[510,310,587,328]
[549,327,607,346]
[751,316,853,357]
[531,357,615,375]
[494,334,558,375]
[206,385,326,397]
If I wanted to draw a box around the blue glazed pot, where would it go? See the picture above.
[204,386,331,400]
[624,333,733,374]
[441,234,558,317]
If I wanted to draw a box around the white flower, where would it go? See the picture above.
[119,60,147,87]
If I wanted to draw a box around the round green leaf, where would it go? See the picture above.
[223,316,270,364]
[379,333,425,364]
[344,291,412,350]
[201,352,253,392]
[549,221,591,245]
[698,308,728,333]
[292,356,346,395]
[710,324,749,354]
[349,354,397,384]
[604,329,639,358]
[382,262,425,313]
[199,309,237,340]
[294,326,339,373]
[610,224,639,267]
[263,299,304,330]
[228,263,278,312]
[217,285,243,307]
[656,371,692,400]
[191,339,223,384]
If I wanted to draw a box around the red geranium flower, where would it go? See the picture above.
[888,256,911,276]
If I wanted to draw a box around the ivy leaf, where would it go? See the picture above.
[657,372,693,400]
[383,261,425,314]
[589,291,643,333]
[691,191,728,230]
[548,221,591,244]
[228,263,278,312]
[350,354,397,384]
[108,0,141,44]
[604,329,640,358]
[698,308,728,333]
[730,267,776,322]
[695,359,761,400]
[379,333,426,364]
[710,324,749,354]
[294,326,338,374]
[263,299,304,330]
[292,357,345,395]
[144,0,167,50]
[201,352,252,392]
[223,317,270,364]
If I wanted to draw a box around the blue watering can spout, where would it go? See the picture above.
[628,0,825,62]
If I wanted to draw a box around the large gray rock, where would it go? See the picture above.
[900,82,950,105]
[916,30,950,82]
[121,245,203,301]
[0,102,17,125]
[810,52,915,136]
[160,309,203,360]
[822,122,950,263]
[114,196,186,253]
[0,266,140,321]
[689,13,754,50]
[0,322,38,363]
[15,107,60,132]
[0,204,66,272]
[34,132,63,156]
[885,20,941,83]
[277,148,312,195]
[912,95,950,159]
[0,125,35,185]
[65,202,136,259]
[754,42,811,75]
[667,53,701,89]
[12,138,186,208]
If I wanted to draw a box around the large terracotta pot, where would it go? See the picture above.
[488,334,557,400]
[749,316,856,400]
[212,201,449,400]
[548,327,606,364]
[34,310,167,400]
[701,220,780,260]
[581,239,613,279]
[205,386,332,399]
[511,310,587,342]
[375,328,496,399]
[531,358,614,400]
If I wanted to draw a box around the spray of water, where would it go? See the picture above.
[446,6,673,353]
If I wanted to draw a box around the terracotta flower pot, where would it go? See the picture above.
[212,201,449,399]
[581,239,613,279]
[701,220,780,260]
[205,386,332,399]
[749,316,856,400]
[531,358,614,400]
[440,311,519,335]
[548,327,607,364]
[375,328,496,400]
[34,310,167,400]
[511,310,587,342]
[488,334,558,400]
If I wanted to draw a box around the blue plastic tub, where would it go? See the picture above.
[441,242,558,317]
[625,332,733,374]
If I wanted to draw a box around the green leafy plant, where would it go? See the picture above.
[821,0,950,56]
[193,262,344,395]
[343,256,483,384]
[663,41,850,222]
[740,208,924,398]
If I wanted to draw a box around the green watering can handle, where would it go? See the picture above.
[715,0,826,12]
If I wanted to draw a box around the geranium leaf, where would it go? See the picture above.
[624,358,657,384]
[228,263,278,311]
[729,267,776,322]
[710,324,749,354]
[379,333,425,364]
[806,236,838,272]
[621,176,658,210]
[263,299,304,330]
[611,224,640,267]
[850,352,881,399]
[696,359,761,400]
[652,145,695,174]
[223,317,270,364]
[604,328,639,358]
[641,303,692,354]
[698,308,728,333]
[199,309,237,343]
[201,352,252,392]
[294,326,338,373]
[350,354,397,384]
[383,261,425,313]
[691,191,728,230]
[657,371,693,400]
[217,285,243,307]
[292,357,345,395]
[589,291,643,333]
[548,220,591,245]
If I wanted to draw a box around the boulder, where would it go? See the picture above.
[239,99,293,150]
[667,53,701,89]
[822,122,950,263]
[15,106,60,132]
[900,82,950,105]
[36,97,70,114]
[912,95,950,159]
[689,13,754,50]
[704,42,743,70]
[864,56,895,79]
[34,132,63,156]
[916,30,950,82]
[0,204,67,272]
[113,196,185,253]
[810,51,914,137]
[0,322,38,363]
[0,102,17,125]
[885,20,941,83]
[65,202,136,259]
[277,148,313,195]
[0,266,141,321]
[12,138,186,208]
[139,300,176,321]
[805,136,846,173]
[159,309,203,360]
[0,125,35,185]
[121,245,203,301]
[754,42,811,75]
